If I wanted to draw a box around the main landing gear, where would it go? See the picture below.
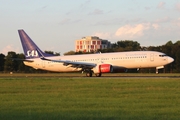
[86,71,92,77]
[85,70,102,77]
[95,73,102,77]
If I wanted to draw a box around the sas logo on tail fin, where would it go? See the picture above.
[26,50,38,57]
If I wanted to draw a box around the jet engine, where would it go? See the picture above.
[93,64,113,74]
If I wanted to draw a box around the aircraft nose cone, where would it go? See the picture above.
[168,57,174,63]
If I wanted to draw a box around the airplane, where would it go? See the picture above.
[17,29,174,77]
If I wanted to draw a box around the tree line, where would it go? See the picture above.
[0,40,179,73]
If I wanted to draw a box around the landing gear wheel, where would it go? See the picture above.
[95,73,102,77]
[86,71,92,77]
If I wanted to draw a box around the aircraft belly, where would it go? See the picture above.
[134,59,150,68]
[46,63,80,72]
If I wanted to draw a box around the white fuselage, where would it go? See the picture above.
[24,51,173,72]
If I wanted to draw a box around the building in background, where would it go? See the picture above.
[75,36,111,52]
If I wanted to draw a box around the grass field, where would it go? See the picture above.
[0,73,180,120]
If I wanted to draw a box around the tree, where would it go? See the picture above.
[16,53,26,72]
[147,46,161,51]
[64,50,76,55]
[162,41,173,56]
[4,52,18,72]
[171,41,180,72]
[0,53,5,71]
[111,40,141,52]
[45,51,60,56]
[64,50,92,55]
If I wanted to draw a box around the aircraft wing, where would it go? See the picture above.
[41,57,96,69]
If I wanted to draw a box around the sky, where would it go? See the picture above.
[0,0,180,55]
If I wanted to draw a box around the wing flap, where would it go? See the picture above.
[40,57,96,69]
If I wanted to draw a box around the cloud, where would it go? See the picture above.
[145,7,151,10]
[157,2,166,9]
[178,18,180,27]
[1,45,20,55]
[152,24,159,30]
[59,18,82,25]
[115,23,152,38]
[92,32,112,39]
[92,23,160,41]
[42,5,47,9]
[59,18,71,24]
[154,17,171,23]
[89,9,104,15]
[175,2,180,11]
[172,17,180,27]
[80,0,91,9]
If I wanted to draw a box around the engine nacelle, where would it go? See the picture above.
[93,64,113,74]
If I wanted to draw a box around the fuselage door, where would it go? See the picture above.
[150,53,154,62]
[42,60,46,68]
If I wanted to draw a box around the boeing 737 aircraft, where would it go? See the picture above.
[18,29,174,77]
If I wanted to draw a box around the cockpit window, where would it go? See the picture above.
[159,54,167,57]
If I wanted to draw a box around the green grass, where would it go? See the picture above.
[1,72,180,77]
[0,74,180,120]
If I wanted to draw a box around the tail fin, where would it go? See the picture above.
[18,29,54,59]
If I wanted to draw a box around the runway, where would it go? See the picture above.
[99,75,180,78]
[55,74,180,79]
[0,73,180,79]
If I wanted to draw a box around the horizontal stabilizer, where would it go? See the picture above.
[11,58,34,62]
